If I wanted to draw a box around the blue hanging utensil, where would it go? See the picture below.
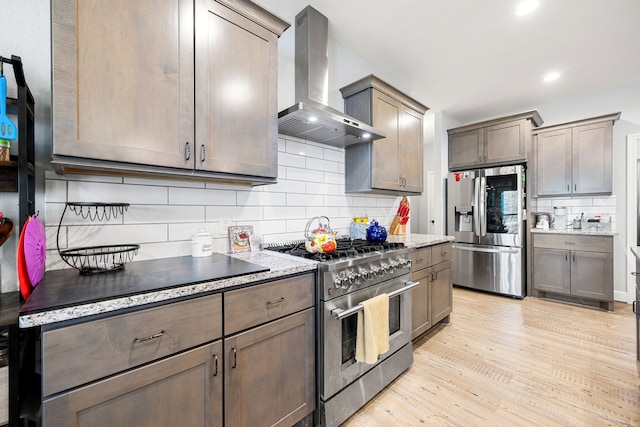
[0,63,18,141]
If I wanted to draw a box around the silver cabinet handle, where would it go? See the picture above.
[267,297,285,307]
[631,272,640,276]
[212,353,218,377]
[567,184,570,192]
[185,142,191,160]
[564,241,576,245]
[133,330,165,343]
[231,348,237,369]
[634,301,638,315]
[200,144,206,162]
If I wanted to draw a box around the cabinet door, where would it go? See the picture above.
[195,0,279,178]
[371,90,402,191]
[572,122,613,195]
[431,260,453,324]
[411,267,432,339]
[484,119,526,165]
[571,251,613,300]
[43,341,223,427]
[533,248,571,294]
[52,0,195,169]
[225,308,315,427]
[448,128,483,170]
[399,106,424,192]
[533,128,572,196]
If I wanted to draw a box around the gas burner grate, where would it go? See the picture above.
[265,238,405,261]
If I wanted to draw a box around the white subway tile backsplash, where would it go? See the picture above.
[168,222,219,241]
[205,206,263,222]
[268,179,306,194]
[324,172,343,185]
[287,193,324,207]
[323,148,344,163]
[305,157,340,174]
[44,179,67,203]
[68,181,167,204]
[263,206,307,220]
[307,182,341,196]
[286,167,314,182]
[123,176,205,188]
[279,152,306,168]
[168,187,236,205]
[286,140,324,159]
[65,224,169,247]
[125,205,205,224]
[237,190,286,206]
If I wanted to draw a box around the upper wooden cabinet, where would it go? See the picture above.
[448,111,543,170]
[531,113,620,197]
[340,75,429,195]
[51,0,289,185]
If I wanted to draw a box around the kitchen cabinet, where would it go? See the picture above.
[42,293,224,426]
[51,0,289,185]
[223,274,315,427]
[532,233,613,311]
[531,113,620,197]
[340,75,428,195]
[411,242,453,340]
[448,111,542,170]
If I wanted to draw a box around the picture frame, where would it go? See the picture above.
[228,225,253,253]
[249,234,263,252]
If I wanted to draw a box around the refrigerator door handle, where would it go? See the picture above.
[479,176,487,237]
[452,244,520,255]
[634,300,638,315]
[474,176,481,237]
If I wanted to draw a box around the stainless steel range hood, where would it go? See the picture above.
[278,6,385,147]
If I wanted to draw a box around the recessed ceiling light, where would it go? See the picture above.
[544,72,560,82]
[516,0,539,16]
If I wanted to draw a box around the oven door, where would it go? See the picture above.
[319,276,414,400]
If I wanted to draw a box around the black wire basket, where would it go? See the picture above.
[57,202,139,275]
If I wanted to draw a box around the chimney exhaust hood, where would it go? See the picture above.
[277,6,386,147]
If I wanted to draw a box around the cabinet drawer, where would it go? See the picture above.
[43,293,222,397]
[224,274,314,335]
[411,247,432,271]
[431,243,453,264]
[533,233,612,253]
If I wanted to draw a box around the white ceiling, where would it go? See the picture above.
[257,0,640,124]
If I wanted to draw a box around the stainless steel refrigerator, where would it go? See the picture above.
[447,165,525,298]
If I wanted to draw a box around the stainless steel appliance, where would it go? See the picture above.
[266,239,416,426]
[633,262,640,361]
[447,165,526,298]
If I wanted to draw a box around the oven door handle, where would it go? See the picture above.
[331,281,420,320]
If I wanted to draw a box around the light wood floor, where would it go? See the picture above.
[343,287,640,427]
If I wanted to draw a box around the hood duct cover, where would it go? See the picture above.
[277,6,386,147]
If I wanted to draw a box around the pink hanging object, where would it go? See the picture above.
[24,215,46,286]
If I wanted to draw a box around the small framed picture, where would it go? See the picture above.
[228,225,253,253]
[249,234,263,252]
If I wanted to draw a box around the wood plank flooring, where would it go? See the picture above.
[343,287,640,427]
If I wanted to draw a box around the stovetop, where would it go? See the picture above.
[265,238,405,262]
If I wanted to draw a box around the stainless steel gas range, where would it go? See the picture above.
[266,239,417,426]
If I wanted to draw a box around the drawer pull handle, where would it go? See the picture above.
[564,242,576,245]
[631,272,640,276]
[267,297,285,307]
[231,348,237,369]
[212,353,218,377]
[133,330,165,343]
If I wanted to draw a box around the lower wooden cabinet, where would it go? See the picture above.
[43,341,223,426]
[532,233,613,310]
[225,308,315,427]
[40,273,316,427]
[411,243,453,340]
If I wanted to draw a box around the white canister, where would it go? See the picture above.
[191,229,213,257]
[553,207,567,230]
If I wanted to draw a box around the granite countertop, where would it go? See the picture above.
[530,227,617,236]
[19,251,317,329]
[387,233,454,248]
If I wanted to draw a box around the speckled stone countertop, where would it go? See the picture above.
[530,227,617,236]
[387,233,455,248]
[19,251,317,329]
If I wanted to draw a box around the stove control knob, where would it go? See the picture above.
[388,260,398,274]
[334,274,346,289]
[370,266,380,277]
[348,271,360,285]
[360,268,372,281]
[380,262,390,274]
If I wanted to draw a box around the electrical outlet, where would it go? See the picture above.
[219,218,232,236]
